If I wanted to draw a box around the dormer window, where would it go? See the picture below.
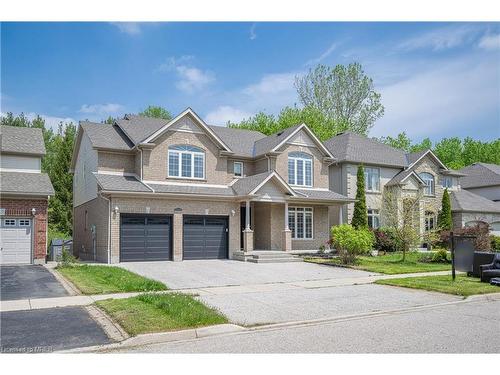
[168,145,205,179]
[419,172,435,196]
[288,152,313,187]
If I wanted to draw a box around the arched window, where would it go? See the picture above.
[288,152,313,187]
[419,172,435,196]
[168,145,205,179]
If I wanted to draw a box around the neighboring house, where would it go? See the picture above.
[0,125,55,264]
[70,108,353,263]
[450,189,500,236]
[457,163,500,202]
[324,132,465,237]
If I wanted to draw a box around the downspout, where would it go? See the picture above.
[100,193,112,264]
[140,148,143,180]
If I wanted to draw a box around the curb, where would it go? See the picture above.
[44,265,81,296]
[59,324,245,353]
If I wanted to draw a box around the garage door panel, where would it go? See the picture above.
[120,215,171,262]
[183,216,228,260]
[1,219,32,265]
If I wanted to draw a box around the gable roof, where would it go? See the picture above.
[458,162,500,189]
[324,132,407,167]
[208,125,266,157]
[450,189,500,213]
[0,125,46,156]
[253,124,334,158]
[386,169,426,187]
[231,171,297,196]
[406,149,447,170]
[142,108,233,152]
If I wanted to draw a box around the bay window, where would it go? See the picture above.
[288,207,313,239]
[288,152,312,187]
[168,145,205,179]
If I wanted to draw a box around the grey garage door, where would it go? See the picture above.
[183,216,228,260]
[120,215,171,262]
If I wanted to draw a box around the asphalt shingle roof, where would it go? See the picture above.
[253,125,302,157]
[292,189,353,202]
[231,171,275,196]
[93,173,151,192]
[0,172,54,195]
[149,183,235,196]
[116,115,169,145]
[0,125,46,155]
[406,150,429,165]
[458,163,500,189]
[451,189,500,213]
[324,132,408,167]
[208,125,266,157]
[80,122,134,151]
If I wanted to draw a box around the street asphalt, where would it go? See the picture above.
[0,265,68,301]
[109,297,500,353]
[0,306,111,352]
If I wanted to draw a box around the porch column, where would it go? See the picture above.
[282,201,292,252]
[243,200,254,253]
[339,205,343,225]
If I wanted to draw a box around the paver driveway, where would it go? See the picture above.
[118,259,377,289]
[118,260,461,326]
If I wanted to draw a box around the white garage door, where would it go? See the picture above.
[0,218,32,264]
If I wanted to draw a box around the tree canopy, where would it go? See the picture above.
[139,105,173,120]
[295,63,384,135]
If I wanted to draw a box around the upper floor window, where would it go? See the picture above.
[168,145,205,179]
[420,172,434,196]
[288,152,312,187]
[233,161,243,177]
[364,167,380,192]
[442,176,453,189]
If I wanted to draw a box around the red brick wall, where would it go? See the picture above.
[1,199,49,261]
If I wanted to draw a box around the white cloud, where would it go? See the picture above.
[243,72,298,97]
[157,56,215,94]
[478,33,500,50]
[305,42,338,66]
[110,22,142,35]
[205,106,253,125]
[373,57,499,140]
[249,23,257,40]
[397,24,480,51]
[79,103,124,115]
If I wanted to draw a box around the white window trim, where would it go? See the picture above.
[233,161,243,177]
[420,172,435,196]
[364,167,381,193]
[367,209,380,229]
[19,219,31,227]
[288,207,314,240]
[288,154,313,188]
[168,147,205,180]
[4,219,16,226]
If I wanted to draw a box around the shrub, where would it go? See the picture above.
[330,224,374,264]
[431,249,449,263]
[440,224,491,251]
[351,165,368,229]
[491,235,500,252]
[373,227,402,253]
[59,246,78,266]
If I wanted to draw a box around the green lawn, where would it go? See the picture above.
[96,293,228,335]
[57,265,167,295]
[305,252,451,274]
[376,275,500,297]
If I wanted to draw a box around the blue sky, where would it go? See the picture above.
[1,22,499,141]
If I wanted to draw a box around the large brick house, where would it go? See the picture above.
[70,108,353,263]
[0,125,54,264]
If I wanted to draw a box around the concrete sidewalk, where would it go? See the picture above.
[0,270,455,312]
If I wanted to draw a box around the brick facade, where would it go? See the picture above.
[1,198,48,262]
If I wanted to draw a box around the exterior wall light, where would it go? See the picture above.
[31,208,37,216]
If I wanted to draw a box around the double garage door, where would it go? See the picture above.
[0,218,32,265]
[119,214,228,262]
